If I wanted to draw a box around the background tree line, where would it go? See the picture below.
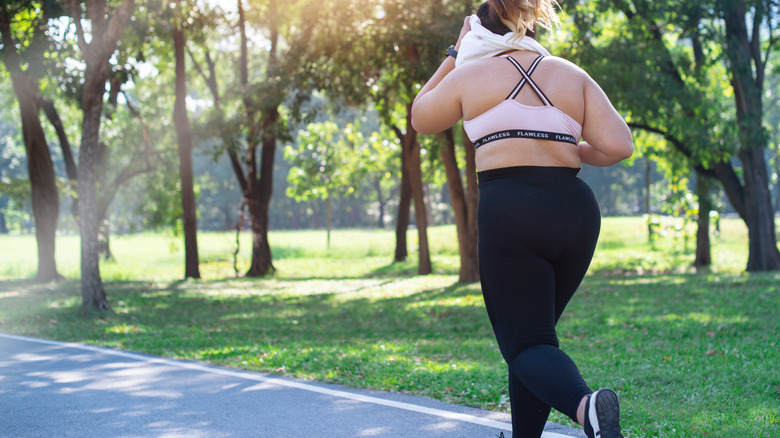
[1,0,779,312]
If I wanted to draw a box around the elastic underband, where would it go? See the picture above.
[474,129,578,148]
[477,165,580,184]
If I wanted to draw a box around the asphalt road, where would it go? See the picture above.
[0,333,585,438]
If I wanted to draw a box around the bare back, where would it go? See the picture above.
[411,47,632,170]
[459,51,586,170]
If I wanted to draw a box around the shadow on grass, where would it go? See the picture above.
[0,278,39,292]
[368,260,421,278]
[223,258,461,281]
[7,276,488,346]
[0,277,76,294]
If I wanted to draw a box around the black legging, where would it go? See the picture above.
[477,166,601,437]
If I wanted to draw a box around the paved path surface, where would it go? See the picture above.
[0,333,585,438]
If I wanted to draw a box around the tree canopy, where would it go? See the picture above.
[1,0,779,307]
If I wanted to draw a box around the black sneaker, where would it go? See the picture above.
[584,389,623,438]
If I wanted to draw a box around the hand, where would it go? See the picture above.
[454,15,472,51]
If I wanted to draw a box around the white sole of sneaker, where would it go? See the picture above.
[588,389,622,438]
[588,390,602,437]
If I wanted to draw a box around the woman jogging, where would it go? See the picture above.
[411,1,634,437]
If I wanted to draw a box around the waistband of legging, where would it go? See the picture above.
[477,165,581,183]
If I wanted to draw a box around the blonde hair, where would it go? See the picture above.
[488,0,561,38]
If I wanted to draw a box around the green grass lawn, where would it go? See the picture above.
[1,217,778,437]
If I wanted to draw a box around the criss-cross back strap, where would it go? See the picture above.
[505,55,554,106]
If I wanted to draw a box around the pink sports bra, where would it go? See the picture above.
[463,55,583,149]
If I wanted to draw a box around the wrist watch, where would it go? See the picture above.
[445,45,458,59]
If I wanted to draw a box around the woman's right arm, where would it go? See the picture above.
[411,17,471,135]
[578,77,634,167]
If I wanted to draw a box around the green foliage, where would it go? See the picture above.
[556,0,756,244]
[0,113,25,180]
[132,156,183,232]
[295,0,469,164]
[285,121,359,201]
[561,0,737,170]
[0,178,28,201]
[3,0,778,252]
[284,119,404,208]
[360,124,402,185]
[1,1,70,81]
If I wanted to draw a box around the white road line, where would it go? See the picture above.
[0,333,576,438]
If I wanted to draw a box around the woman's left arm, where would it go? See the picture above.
[411,17,471,134]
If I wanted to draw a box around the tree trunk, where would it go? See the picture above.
[722,0,780,271]
[243,108,277,277]
[464,128,479,280]
[739,148,780,271]
[645,157,653,243]
[79,85,110,311]
[1,12,61,282]
[0,202,7,233]
[440,127,478,283]
[395,144,411,262]
[243,130,276,276]
[404,105,431,275]
[775,152,780,216]
[238,0,276,277]
[70,0,136,311]
[96,217,114,261]
[173,14,201,279]
[245,193,274,276]
[375,178,386,228]
[41,97,81,220]
[40,98,78,181]
[326,196,332,249]
[10,73,62,282]
[694,172,712,268]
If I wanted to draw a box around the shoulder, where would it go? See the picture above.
[542,55,590,78]
[451,57,503,77]
[541,55,602,96]
[438,58,502,97]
